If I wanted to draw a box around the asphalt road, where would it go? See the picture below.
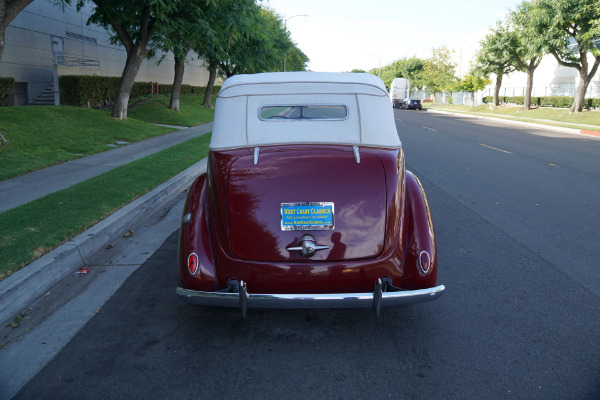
[13,110,600,400]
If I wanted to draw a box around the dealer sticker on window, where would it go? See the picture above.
[281,202,334,231]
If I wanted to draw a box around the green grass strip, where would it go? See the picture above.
[0,133,211,280]
[432,104,600,131]
[127,94,215,127]
[0,106,173,181]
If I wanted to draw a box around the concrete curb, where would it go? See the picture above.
[427,108,600,138]
[0,158,207,326]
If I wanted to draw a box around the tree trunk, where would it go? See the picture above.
[522,64,536,111]
[0,24,5,62]
[170,55,186,112]
[571,74,589,113]
[203,63,217,108]
[549,46,600,114]
[0,0,35,62]
[101,3,154,120]
[570,58,600,113]
[493,74,503,108]
[111,46,146,120]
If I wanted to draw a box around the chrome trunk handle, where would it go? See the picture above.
[286,235,329,257]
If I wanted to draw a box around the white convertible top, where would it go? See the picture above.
[210,72,401,150]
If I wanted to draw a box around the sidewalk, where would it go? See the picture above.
[428,107,600,138]
[0,122,213,213]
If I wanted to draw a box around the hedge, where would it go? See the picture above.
[59,75,220,107]
[0,77,15,107]
[482,95,600,109]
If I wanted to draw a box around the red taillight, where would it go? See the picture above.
[188,253,199,275]
[419,251,431,274]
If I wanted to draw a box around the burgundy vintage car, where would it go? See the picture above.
[176,72,444,317]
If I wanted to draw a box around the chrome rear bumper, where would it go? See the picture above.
[176,282,445,317]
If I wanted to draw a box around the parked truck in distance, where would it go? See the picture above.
[389,78,409,109]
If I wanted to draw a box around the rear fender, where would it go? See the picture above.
[177,174,218,291]
[402,171,437,289]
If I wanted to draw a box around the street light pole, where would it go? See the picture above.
[284,14,307,72]
[369,55,382,77]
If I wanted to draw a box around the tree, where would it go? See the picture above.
[153,0,215,112]
[453,73,491,106]
[380,60,403,87]
[475,23,518,107]
[219,6,306,76]
[507,2,547,110]
[193,0,245,107]
[216,4,276,77]
[421,46,456,94]
[202,60,218,108]
[594,2,600,31]
[283,45,309,72]
[0,0,35,62]
[195,1,308,108]
[73,0,181,119]
[529,0,600,113]
[400,57,426,90]
[367,67,379,77]
[379,56,425,90]
[193,0,260,107]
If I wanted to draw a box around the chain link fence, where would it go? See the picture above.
[409,89,484,106]
[482,82,600,98]
[408,82,600,106]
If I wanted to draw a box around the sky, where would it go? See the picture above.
[263,0,525,72]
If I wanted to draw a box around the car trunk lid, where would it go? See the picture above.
[227,147,387,262]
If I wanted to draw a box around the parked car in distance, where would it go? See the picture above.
[401,98,422,110]
[176,72,444,317]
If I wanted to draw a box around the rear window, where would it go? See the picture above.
[259,105,348,120]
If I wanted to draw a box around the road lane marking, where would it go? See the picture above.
[423,126,437,131]
[478,143,513,154]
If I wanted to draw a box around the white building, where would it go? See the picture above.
[0,0,210,105]
[449,38,600,100]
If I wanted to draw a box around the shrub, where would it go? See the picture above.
[0,77,15,107]
[59,75,219,107]
[584,98,600,109]
[538,96,572,108]
[482,94,600,109]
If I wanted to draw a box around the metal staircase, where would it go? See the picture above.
[30,84,56,106]
[28,56,101,106]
